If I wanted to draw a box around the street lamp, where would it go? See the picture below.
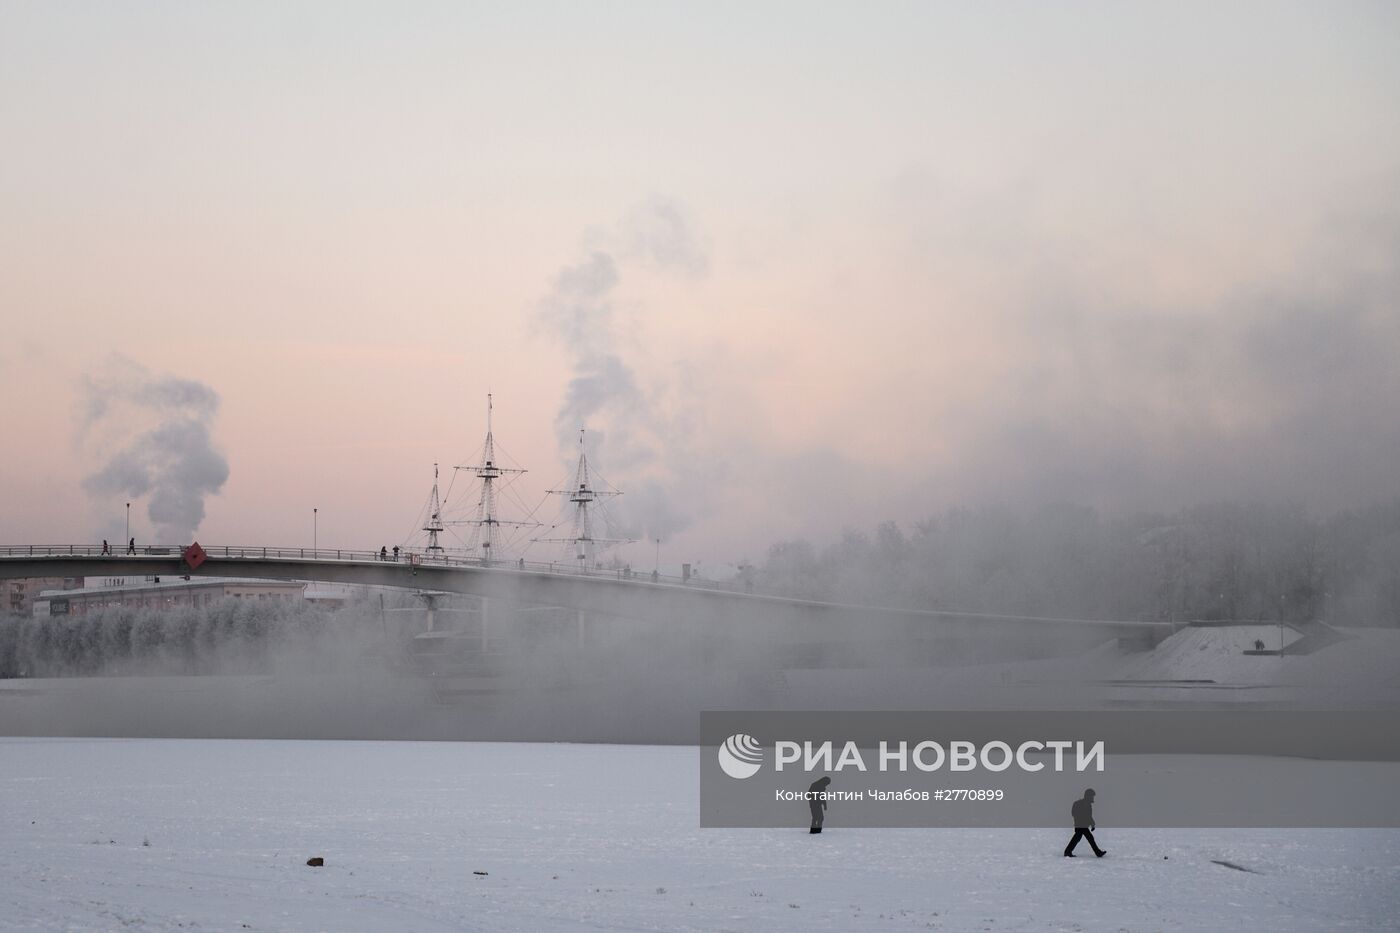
[313,508,318,553]
[125,503,130,542]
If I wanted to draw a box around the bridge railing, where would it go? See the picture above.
[1,544,118,558]
[0,544,752,595]
[1,544,1174,628]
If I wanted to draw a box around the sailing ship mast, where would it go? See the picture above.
[422,462,445,554]
[453,394,532,564]
[538,428,628,572]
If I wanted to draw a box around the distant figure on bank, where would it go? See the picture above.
[808,776,831,833]
[393,545,400,561]
[380,546,388,561]
[101,539,110,555]
[1064,788,1106,857]
[127,537,136,555]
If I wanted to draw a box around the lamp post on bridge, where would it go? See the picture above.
[125,503,129,543]
[313,508,318,554]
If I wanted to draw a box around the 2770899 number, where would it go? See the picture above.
[935,789,1004,801]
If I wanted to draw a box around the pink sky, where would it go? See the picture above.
[2,3,1398,569]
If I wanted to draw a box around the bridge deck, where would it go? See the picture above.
[1,545,1174,641]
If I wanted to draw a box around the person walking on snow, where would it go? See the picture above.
[1064,788,1106,857]
[808,776,831,833]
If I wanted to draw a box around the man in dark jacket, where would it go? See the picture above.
[808,776,831,833]
[1064,788,1106,857]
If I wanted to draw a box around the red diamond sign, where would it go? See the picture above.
[183,541,208,570]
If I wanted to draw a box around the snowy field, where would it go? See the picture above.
[2,738,1398,932]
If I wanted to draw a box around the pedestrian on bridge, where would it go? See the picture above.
[101,540,110,555]
[393,546,400,561]
[379,546,388,561]
[127,537,136,555]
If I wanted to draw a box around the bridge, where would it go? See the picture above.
[1,543,1174,646]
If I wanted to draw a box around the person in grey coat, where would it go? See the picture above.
[1064,788,1106,857]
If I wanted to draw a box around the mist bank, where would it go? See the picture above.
[4,494,1399,742]
[752,498,1400,627]
[0,595,730,742]
[0,597,375,680]
[0,582,1154,742]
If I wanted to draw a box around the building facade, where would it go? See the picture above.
[34,577,306,616]
[6,577,81,615]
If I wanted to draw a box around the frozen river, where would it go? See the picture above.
[2,737,1397,931]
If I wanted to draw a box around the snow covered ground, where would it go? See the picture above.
[3,737,1397,932]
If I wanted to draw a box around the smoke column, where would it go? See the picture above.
[536,198,711,544]
[80,355,229,543]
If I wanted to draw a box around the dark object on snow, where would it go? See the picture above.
[1211,859,1259,874]
[473,870,488,876]
[306,857,324,867]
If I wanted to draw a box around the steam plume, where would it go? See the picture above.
[537,198,710,543]
[80,355,229,543]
